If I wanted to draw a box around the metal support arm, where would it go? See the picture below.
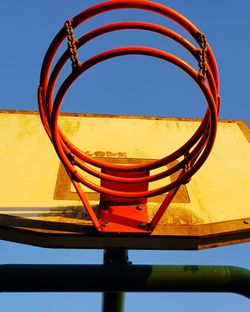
[0,264,250,298]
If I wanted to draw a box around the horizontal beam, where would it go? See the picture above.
[1,264,250,298]
[1,221,250,250]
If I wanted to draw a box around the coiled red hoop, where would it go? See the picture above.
[38,0,220,231]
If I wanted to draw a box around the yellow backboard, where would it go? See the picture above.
[1,110,250,249]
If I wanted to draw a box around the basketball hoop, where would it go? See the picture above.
[38,0,220,233]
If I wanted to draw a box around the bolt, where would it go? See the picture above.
[136,204,145,210]
[139,222,148,229]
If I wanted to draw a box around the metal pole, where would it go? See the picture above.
[102,292,125,312]
[102,249,130,312]
[0,264,250,298]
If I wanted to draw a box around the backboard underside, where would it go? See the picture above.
[1,110,250,250]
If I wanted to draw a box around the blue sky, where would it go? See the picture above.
[1,1,250,311]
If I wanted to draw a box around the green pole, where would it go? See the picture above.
[0,264,250,298]
[102,249,130,312]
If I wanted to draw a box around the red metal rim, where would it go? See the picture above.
[40,20,218,176]
[39,0,219,97]
[48,46,217,198]
[37,0,220,199]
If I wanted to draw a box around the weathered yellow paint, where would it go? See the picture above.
[0,110,250,249]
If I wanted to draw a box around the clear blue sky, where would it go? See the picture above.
[1,1,250,311]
